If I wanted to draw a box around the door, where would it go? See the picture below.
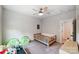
[61,20,74,44]
[73,19,76,41]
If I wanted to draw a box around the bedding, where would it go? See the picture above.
[59,40,78,54]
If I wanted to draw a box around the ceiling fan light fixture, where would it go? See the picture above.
[38,13,43,16]
[33,6,48,16]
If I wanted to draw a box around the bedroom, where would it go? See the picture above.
[0,5,78,54]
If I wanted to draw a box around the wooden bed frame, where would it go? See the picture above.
[34,33,56,46]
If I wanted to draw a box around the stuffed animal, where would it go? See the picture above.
[5,48,16,54]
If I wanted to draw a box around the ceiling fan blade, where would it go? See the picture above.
[33,13,36,15]
[33,13,38,15]
[46,11,50,14]
[32,9,38,11]
[44,6,48,12]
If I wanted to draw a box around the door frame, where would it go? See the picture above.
[59,18,74,43]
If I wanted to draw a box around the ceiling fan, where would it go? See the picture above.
[32,6,50,16]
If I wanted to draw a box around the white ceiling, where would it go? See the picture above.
[3,5,75,18]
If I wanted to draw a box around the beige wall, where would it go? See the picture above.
[2,8,41,40]
[0,6,2,44]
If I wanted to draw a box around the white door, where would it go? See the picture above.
[60,20,73,44]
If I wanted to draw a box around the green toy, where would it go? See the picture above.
[7,38,19,47]
[19,36,30,46]
[7,36,30,47]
